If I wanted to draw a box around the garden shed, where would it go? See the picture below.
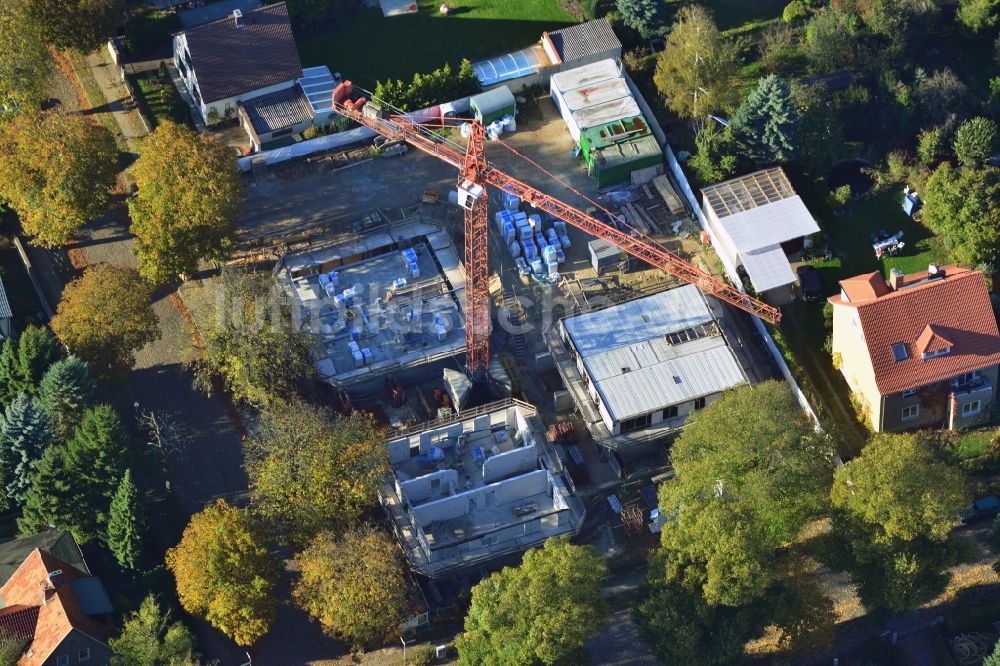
[470,86,516,125]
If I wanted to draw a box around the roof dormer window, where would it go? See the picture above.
[891,343,908,362]
[921,346,951,360]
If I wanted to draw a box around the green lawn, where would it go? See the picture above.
[295,1,576,86]
[954,428,997,461]
[130,73,192,128]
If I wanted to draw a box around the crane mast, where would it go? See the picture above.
[330,86,780,378]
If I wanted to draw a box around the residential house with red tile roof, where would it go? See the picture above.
[829,264,1000,432]
[0,549,114,666]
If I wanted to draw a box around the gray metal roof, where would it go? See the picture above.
[242,85,314,135]
[564,285,748,421]
[548,18,621,63]
[0,277,10,320]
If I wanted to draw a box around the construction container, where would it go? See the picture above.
[352,350,364,368]
[557,78,631,120]
[549,59,620,105]
[589,239,629,275]
[470,86,516,125]
[579,116,652,164]
[510,241,521,258]
[588,135,662,188]
[569,97,641,143]
[362,348,373,365]
[535,232,547,250]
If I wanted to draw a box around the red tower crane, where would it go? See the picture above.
[331,84,781,379]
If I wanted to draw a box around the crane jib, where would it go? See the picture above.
[331,101,781,325]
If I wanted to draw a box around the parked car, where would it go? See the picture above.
[960,495,1000,524]
[797,265,823,302]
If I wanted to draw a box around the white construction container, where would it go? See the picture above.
[569,97,641,143]
[550,59,621,101]
[352,350,364,368]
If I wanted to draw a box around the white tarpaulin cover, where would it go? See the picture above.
[237,126,376,171]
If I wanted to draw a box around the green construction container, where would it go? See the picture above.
[589,134,662,188]
[470,86,516,125]
[579,115,652,164]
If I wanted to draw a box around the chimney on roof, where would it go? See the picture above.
[928,263,944,279]
[233,8,244,28]
[889,267,904,290]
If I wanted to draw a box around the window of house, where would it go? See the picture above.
[619,413,652,433]
[953,371,980,386]
[694,396,707,410]
[921,346,952,360]
[662,405,678,421]
[79,648,91,662]
[902,388,919,397]
[962,401,981,417]
[891,343,909,362]
[901,405,919,421]
[56,656,69,666]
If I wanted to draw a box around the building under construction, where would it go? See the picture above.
[380,400,584,579]
[275,217,468,394]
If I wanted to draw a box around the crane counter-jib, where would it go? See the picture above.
[331,100,781,325]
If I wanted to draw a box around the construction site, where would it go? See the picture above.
[230,57,784,590]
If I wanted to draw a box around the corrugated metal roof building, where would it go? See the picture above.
[238,85,314,150]
[559,284,749,437]
[543,18,622,64]
[701,168,820,304]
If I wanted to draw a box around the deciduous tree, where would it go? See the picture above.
[0,394,53,508]
[791,81,844,172]
[107,469,146,570]
[191,268,313,406]
[37,356,96,439]
[921,163,1000,267]
[957,0,999,32]
[166,500,280,647]
[246,400,387,544]
[456,538,607,665]
[635,548,770,666]
[293,528,408,650]
[0,111,118,247]
[17,0,128,52]
[109,594,198,666]
[0,1,52,111]
[953,116,999,166]
[729,75,800,164]
[833,434,966,543]
[804,7,859,73]
[661,382,831,560]
[654,5,739,121]
[129,122,242,284]
[829,434,971,610]
[50,265,160,381]
[918,69,969,129]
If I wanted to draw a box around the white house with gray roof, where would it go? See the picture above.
[552,284,750,459]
